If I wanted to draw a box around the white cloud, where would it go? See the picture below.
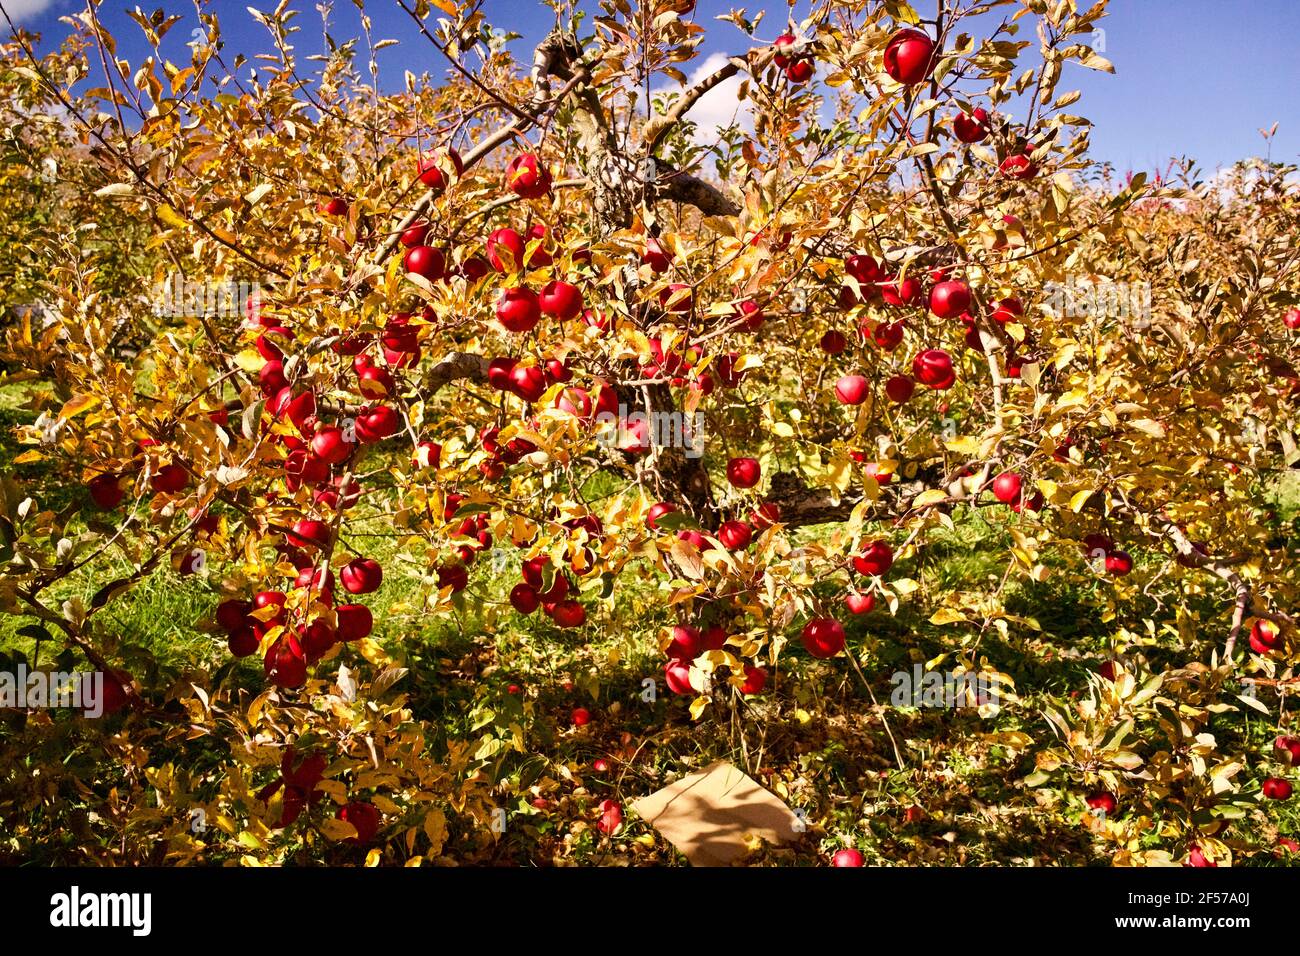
[1,0,61,20]
[653,52,754,149]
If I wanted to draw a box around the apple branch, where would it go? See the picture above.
[424,350,489,393]
[654,163,740,217]
[643,53,753,154]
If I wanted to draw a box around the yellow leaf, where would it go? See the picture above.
[929,608,967,625]
[244,183,273,205]
[59,394,101,419]
[827,453,853,493]
[1129,418,1166,438]
[688,695,709,720]
[945,435,980,455]
[912,488,948,509]
[319,816,359,842]
[234,348,266,373]
[156,204,189,229]
[423,808,447,855]
[1069,489,1093,513]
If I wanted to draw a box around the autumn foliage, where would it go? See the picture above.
[0,0,1298,867]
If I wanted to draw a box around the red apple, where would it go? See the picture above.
[1263,777,1293,800]
[437,562,468,592]
[487,357,519,391]
[596,799,622,835]
[1086,792,1117,815]
[929,280,970,319]
[150,463,190,494]
[505,153,552,199]
[739,665,767,695]
[863,462,892,487]
[992,471,1022,504]
[832,848,864,867]
[1186,845,1217,868]
[912,349,955,390]
[399,222,429,248]
[554,386,592,418]
[509,583,540,614]
[773,32,797,68]
[228,626,260,657]
[1251,620,1281,651]
[880,275,924,306]
[310,426,352,466]
[784,58,813,83]
[751,502,782,529]
[801,617,846,659]
[403,245,445,281]
[853,540,894,577]
[264,634,307,689]
[835,374,870,405]
[1000,153,1039,180]
[953,107,990,143]
[1105,550,1133,576]
[884,375,915,404]
[718,520,753,551]
[496,287,542,333]
[417,146,462,192]
[412,440,441,470]
[288,519,331,550]
[883,28,935,85]
[991,297,1024,324]
[216,598,252,632]
[336,603,373,641]
[570,706,591,727]
[727,457,761,489]
[1274,735,1300,765]
[845,254,881,285]
[820,330,848,354]
[340,557,382,595]
[646,502,678,530]
[658,283,694,315]
[355,405,399,443]
[1083,533,1114,556]
[540,280,583,320]
[550,600,586,628]
[845,591,876,615]
[666,625,703,661]
[88,473,124,509]
[508,364,548,402]
[337,801,381,845]
[664,659,694,695]
[642,238,671,274]
[486,227,526,272]
[872,321,905,351]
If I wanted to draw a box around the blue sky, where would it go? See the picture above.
[9,0,1299,175]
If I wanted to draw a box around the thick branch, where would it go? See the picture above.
[644,54,751,154]
[425,350,488,392]
[655,164,740,217]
